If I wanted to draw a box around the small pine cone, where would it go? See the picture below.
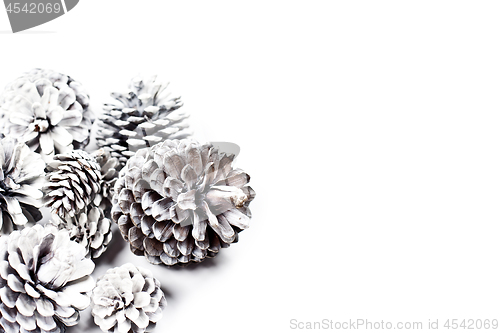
[0,224,95,333]
[0,137,45,235]
[1,68,95,160]
[91,263,166,333]
[95,75,190,169]
[112,139,256,266]
[43,150,102,220]
[93,149,120,219]
[50,205,113,259]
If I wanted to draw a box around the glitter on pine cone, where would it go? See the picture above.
[111,139,255,266]
[43,150,102,220]
[0,224,95,333]
[90,263,166,333]
[0,137,45,235]
[95,75,191,169]
[0,69,94,160]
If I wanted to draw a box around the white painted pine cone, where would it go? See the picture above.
[0,69,94,160]
[95,75,190,169]
[91,263,166,333]
[0,137,45,235]
[0,224,95,333]
[43,150,102,220]
[111,139,255,266]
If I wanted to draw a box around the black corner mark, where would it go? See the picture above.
[3,0,79,33]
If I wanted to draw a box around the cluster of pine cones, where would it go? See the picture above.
[0,69,255,333]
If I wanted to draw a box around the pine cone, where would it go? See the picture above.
[0,224,95,333]
[93,149,120,219]
[95,75,190,169]
[91,263,166,333]
[1,69,94,160]
[43,150,102,220]
[0,137,45,235]
[111,139,256,266]
[50,205,113,259]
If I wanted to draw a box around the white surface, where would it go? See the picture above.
[1,1,500,332]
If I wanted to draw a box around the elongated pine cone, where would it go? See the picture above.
[50,205,113,259]
[112,139,256,266]
[0,69,94,159]
[93,149,120,219]
[91,263,166,333]
[0,137,45,235]
[0,224,95,333]
[43,150,102,220]
[95,76,190,169]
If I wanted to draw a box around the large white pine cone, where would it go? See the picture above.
[0,137,45,235]
[95,75,190,169]
[43,150,102,220]
[91,263,166,333]
[111,139,255,266]
[1,69,94,160]
[0,224,95,333]
[50,205,113,259]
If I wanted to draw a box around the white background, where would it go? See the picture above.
[1,1,500,332]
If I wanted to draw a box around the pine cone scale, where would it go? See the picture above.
[0,138,44,234]
[1,69,94,159]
